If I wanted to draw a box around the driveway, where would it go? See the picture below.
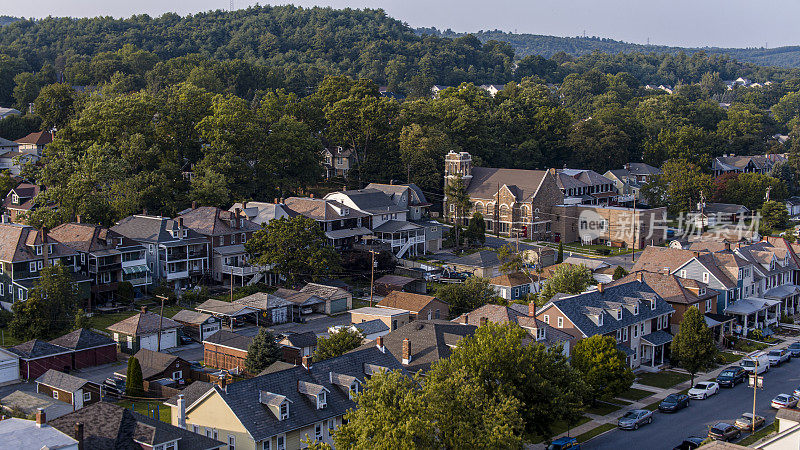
[588,358,800,449]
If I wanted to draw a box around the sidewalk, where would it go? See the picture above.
[532,335,795,448]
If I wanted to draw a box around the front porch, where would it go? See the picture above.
[725,297,782,335]
[764,285,800,316]
[639,330,673,371]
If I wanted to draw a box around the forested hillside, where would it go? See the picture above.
[421,28,800,69]
[0,16,20,26]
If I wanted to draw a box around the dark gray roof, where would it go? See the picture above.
[213,346,404,441]
[49,402,224,450]
[547,280,674,337]
[330,189,405,214]
[164,381,214,408]
[450,250,500,268]
[617,344,635,356]
[372,220,423,233]
[354,319,390,336]
[111,215,207,245]
[48,328,115,351]
[9,339,70,359]
[131,349,185,380]
[35,369,95,393]
[203,330,254,352]
[640,330,673,346]
[627,163,661,176]
[280,332,317,349]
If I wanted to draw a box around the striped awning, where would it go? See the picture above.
[122,264,149,275]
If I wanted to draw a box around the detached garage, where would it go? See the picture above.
[48,328,117,370]
[8,340,72,380]
[107,310,183,354]
[0,348,20,385]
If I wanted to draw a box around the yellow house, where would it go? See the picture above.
[165,344,403,450]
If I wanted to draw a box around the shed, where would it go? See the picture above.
[48,328,117,370]
[35,369,101,411]
[8,340,72,380]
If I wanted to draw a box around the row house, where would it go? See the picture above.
[556,169,617,205]
[49,221,150,308]
[177,205,271,286]
[0,223,91,311]
[111,215,210,291]
[603,162,661,205]
[536,277,674,370]
[364,183,443,252]
[2,183,41,224]
[711,153,787,177]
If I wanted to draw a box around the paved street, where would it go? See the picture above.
[588,359,800,449]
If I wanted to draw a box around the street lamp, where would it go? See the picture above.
[745,354,764,432]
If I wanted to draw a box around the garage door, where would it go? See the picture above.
[140,334,158,351]
[0,360,18,384]
[161,330,178,349]
[272,307,288,324]
[330,297,348,314]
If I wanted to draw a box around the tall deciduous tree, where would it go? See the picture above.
[244,328,281,375]
[642,159,713,215]
[444,174,471,246]
[34,83,77,130]
[761,200,789,232]
[436,277,497,318]
[537,264,594,305]
[670,306,717,386]
[571,335,634,403]
[9,264,80,340]
[398,123,458,192]
[245,216,341,284]
[463,212,486,247]
[315,328,363,361]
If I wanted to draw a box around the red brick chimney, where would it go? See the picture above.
[463,313,469,324]
[528,301,537,316]
[402,339,411,365]
[302,355,312,370]
[74,422,84,450]
[310,193,314,199]
[36,408,45,427]
[636,272,644,282]
[597,283,604,293]
[376,336,385,353]
[76,214,82,224]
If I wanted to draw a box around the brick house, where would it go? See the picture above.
[551,204,668,249]
[376,291,449,321]
[203,330,253,373]
[279,332,318,365]
[35,369,101,411]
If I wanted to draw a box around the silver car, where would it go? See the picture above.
[618,409,654,430]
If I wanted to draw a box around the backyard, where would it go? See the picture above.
[116,399,172,423]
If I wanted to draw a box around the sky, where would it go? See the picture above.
[3,0,799,49]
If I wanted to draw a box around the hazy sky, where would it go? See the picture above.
[3,0,798,49]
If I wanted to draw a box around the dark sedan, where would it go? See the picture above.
[716,366,747,387]
[708,422,741,441]
[788,342,800,357]
[659,393,691,413]
[672,437,704,450]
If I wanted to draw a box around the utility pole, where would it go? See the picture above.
[155,295,167,352]
[747,355,762,431]
[369,250,377,307]
[631,192,637,262]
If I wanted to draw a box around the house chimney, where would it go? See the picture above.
[74,422,84,450]
[693,251,700,258]
[402,339,411,365]
[35,408,45,427]
[242,201,248,210]
[302,355,312,370]
[192,201,197,210]
[234,208,241,228]
[76,214,82,224]
[141,306,147,314]
[528,300,537,316]
[42,227,49,268]
[376,336,385,353]
[724,242,731,251]
[636,272,643,282]
[274,198,279,204]
[479,317,488,327]
[310,193,314,199]
[178,218,184,229]
[463,313,469,324]
[176,394,186,429]
[597,283,604,293]
[217,374,227,392]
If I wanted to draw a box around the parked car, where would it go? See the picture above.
[741,352,770,374]
[102,377,125,396]
[717,366,747,387]
[768,349,791,366]
[734,413,765,431]
[771,394,798,409]
[659,393,691,412]
[617,409,654,430]
[708,422,741,441]
[180,335,194,345]
[688,381,719,400]
[672,437,705,450]
[787,342,800,357]
[793,386,800,398]
[546,437,580,450]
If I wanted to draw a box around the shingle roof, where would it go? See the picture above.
[203,330,253,352]
[280,332,317,349]
[365,183,429,206]
[229,201,296,225]
[234,292,295,310]
[171,309,213,325]
[632,246,696,274]
[49,402,224,450]
[701,203,749,215]
[196,299,259,316]
[372,220,424,233]
[164,381,214,408]
[373,274,416,287]
[106,312,182,336]
[35,369,94,393]
[328,189,405,214]
[2,183,39,212]
[376,291,443,313]
[449,250,501,268]
[299,283,350,301]
[9,339,70,359]
[131,349,184,379]
[111,215,207,244]
[353,319,390,336]
[607,272,715,306]
[210,346,404,441]
[15,131,53,146]
[177,206,260,236]
[466,167,550,202]
[282,198,368,222]
[0,223,79,263]
[49,222,141,254]
[48,328,115,351]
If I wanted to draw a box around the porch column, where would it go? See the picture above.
[743,314,748,334]
[661,345,665,365]
[652,345,656,368]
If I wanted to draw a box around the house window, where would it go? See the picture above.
[623,327,628,341]
[616,329,622,341]
[219,236,224,246]
[80,253,85,264]
[705,299,712,312]
[35,245,42,255]
[427,310,432,320]
[557,317,563,328]
[101,272,111,283]
[702,272,709,283]
[633,326,638,338]
[53,391,58,399]
[616,310,622,320]
[262,440,271,450]
[83,392,91,402]
[37,261,43,271]
[277,435,285,450]
[241,233,246,243]
[317,392,327,409]
[633,305,639,315]
[228,435,235,450]
[543,315,549,324]
[149,244,154,254]
[29,262,37,273]
[0,284,3,296]
[328,419,335,435]
[650,300,656,310]
[315,423,323,441]
[435,309,440,319]
[172,371,182,380]
[280,402,289,420]
[192,425,199,434]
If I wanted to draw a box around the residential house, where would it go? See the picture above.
[279,332,318,365]
[330,319,390,341]
[172,309,221,342]
[350,306,411,331]
[536,279,674,369]
[0,347,20,385]
[0,390,74,420]
[355,320,476,374]
[445,250,503,278]
[376,291,449,321]
[111,215,211,290]
[35,369,101,411]
[177,205,270,286]
[556,168,618,205]
[444,150,563,239]
[15,130,53,155]
[172,344,404,450]
[431,85,450,97]
[0,136,19,154]
[116,349,191,384]
[364,182,443,252]
[479,84,506,97]
[0,107,21,119]
[229,200,294,226]
[9,339,73,380]
[49,402,224,450]
[203,330,253,373]
[282,196,372,251]
[0,411,78,450]
[322,147,358,178]
[690,203,750,228]
[49,221,150,308]
[1,183,40,224]
[453,304,574,355]
[0,223,91,310]
[552,203,668,248]
[107,309,183,353]
[489,272,537,301]
[372,274,427,295]
[786,196,800,220]
[712,153,788,177]
[604,163,662,205]
[48,328,117,371]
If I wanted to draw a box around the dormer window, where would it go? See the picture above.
[11,194,19,204]
[34,245,42,255]
[280,402,289,420]
[633,305,639,315]
[349,381,359,400]
[598,314,603,326]
[537,328,546,340]
[317,392,327,409]
[702,272,709,283]
[699,287,706,295]
[616,310,622,320]
[650,299,656,310]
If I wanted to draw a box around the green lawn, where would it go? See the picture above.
[576,423,617,443]
[636,370,691,389]
[585,402,623,416]
[738,420,777,446]
[617,387,656,401]
[351,298,374,309]
[717,351,743,365]
[528,416,592,444]
[733,339,769,353]
[116,399,171,423]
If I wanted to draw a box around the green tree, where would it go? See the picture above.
[444,175,472,246]
[714,173,787,211]
[497,244,525,275]
[670,306,717,386]
[612,266,629,280]
[571,335,634,403]
[463,212,486,247]
[244,328,281,375]
[761,200,789,232]
[9,264,80,340]
[537,264,594,305]
[398,123,458,192]
[34,83,77,130]
[73,308,90,331]
[557,242,564,263]
[642,159,713,215]
[436,277,497,318]
[315,328,363,361]
[773,91,800,126]
[0,170,17,201]
[117,281,134,304]
[245,216,341,284]
[125,356,145,397]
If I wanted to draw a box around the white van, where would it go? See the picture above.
[740,352,770,375]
